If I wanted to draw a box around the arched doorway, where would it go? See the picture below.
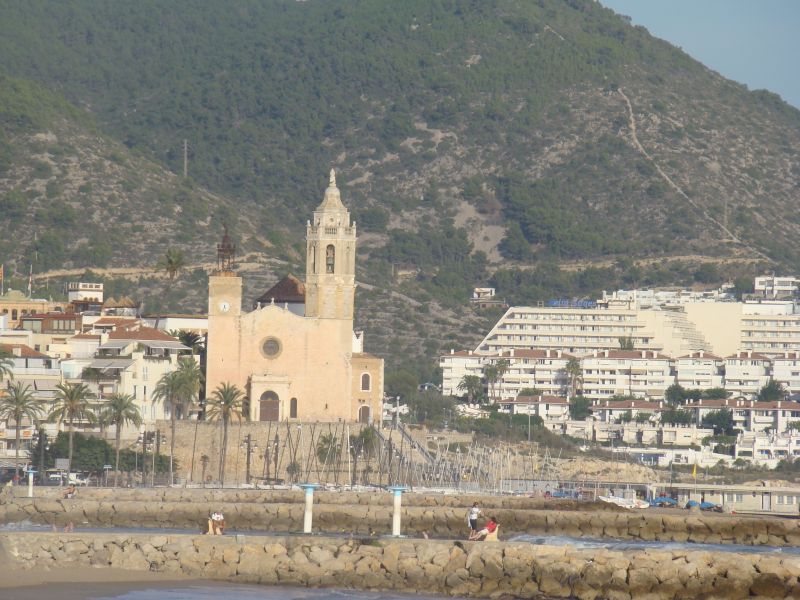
[259,391,280,422]
[358,405,371,424]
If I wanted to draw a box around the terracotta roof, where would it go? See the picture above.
[108,327,178,342]
[676,351,723,360]
[496,348,575,360]
[71,333,101,340]
[92,317,138,327]
[772,352,800,361]
[586,350,671,360]
[725,351,771,360]
[593,400,660,410]
[0,343,50,359]
[512,395,569,404]
[115,296,139,308]
[255,274,305,305]
[441,349,574,360]
[441,350,479,358]
[684,398,800,410]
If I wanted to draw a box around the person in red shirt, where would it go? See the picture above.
[470,517,498,541]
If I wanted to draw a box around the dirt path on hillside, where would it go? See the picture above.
[618,88,771,263]
[31,252,267,281]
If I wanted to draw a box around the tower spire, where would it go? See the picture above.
[329,168,336,187]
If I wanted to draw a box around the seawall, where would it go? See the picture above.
[2,532,798,599]
[3,489,800,546]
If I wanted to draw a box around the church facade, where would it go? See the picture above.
[206,171,384,424]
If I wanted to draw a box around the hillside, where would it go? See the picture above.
[1,0,800,379]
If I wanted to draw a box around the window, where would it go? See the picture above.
[261,337,282,358]
[290,397,298,419]
[11,309,17,320]
[326,244,335,273]
[361,373,371,391]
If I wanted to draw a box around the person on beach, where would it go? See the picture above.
[467,502,482,537]
[62,484,77,500]
[469,516,498,541]
[206,511,225,535]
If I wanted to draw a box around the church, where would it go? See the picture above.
[205,170,384,424]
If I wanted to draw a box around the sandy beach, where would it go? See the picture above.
[0,565,193,599]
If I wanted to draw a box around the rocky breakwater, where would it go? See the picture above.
[2,532,799,599]
[17,488,625,511]
[4,493,800,547]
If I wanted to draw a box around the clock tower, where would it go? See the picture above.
[208,227,242,318]
[207,228,243,393]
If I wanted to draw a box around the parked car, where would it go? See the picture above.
[43,470,90,486]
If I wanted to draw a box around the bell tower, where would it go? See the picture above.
[208,226,242,318]
[305,169,356,320]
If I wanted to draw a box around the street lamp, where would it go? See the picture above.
[241,434,258,485]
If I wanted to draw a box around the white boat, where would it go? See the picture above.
[598,495,649,509]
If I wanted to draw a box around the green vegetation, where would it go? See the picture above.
[569,396,592,420]
[701,409,735,436]
[0,0,799,380]
[32,431,172,474]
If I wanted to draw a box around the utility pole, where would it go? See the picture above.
[183,139,188,178]
[244,433,253,485]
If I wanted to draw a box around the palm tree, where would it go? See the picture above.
[565,358,583,398]
[101,393,142,487]
[169,330,203,355]
[0,348,14,383]
[348,427,378,487]
[49,382,95,475]
[316,432,341,479]
[483,364,499,403]
[205,382,244,486]
[158,248,185,281]
[153,357,204,484]
[0,382,45,478]
[457,375,484,404]
[153,371,180,484]
[495,359,511,400]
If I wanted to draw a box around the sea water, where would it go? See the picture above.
[5,583,450,600]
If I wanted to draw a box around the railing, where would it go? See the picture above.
[396,423,436,465]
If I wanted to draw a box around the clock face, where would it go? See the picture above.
[219,301,231,313]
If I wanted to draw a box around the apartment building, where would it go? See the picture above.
[581,350,673,400]
[590,397,663,423]
[0,289,66,328]
[735,430,800,467]
[724,351,772,397]
[476,303,711,358]
[771,352,800,393]
[754,275,799,299]
[0,343,61,467]
[60,324,191,440]
[499,395,570,422]
[440,348,572,399]
[682,397,800,433]
[674,351,725,390]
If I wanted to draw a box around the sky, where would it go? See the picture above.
[600,0,800,109]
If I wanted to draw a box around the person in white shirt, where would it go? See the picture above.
[467,502,482,537]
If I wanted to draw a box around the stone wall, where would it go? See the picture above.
[3,491,800,546]
[2,532,799,599]
[9,488,624,511]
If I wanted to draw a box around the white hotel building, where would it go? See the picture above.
[443,282,800,403]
